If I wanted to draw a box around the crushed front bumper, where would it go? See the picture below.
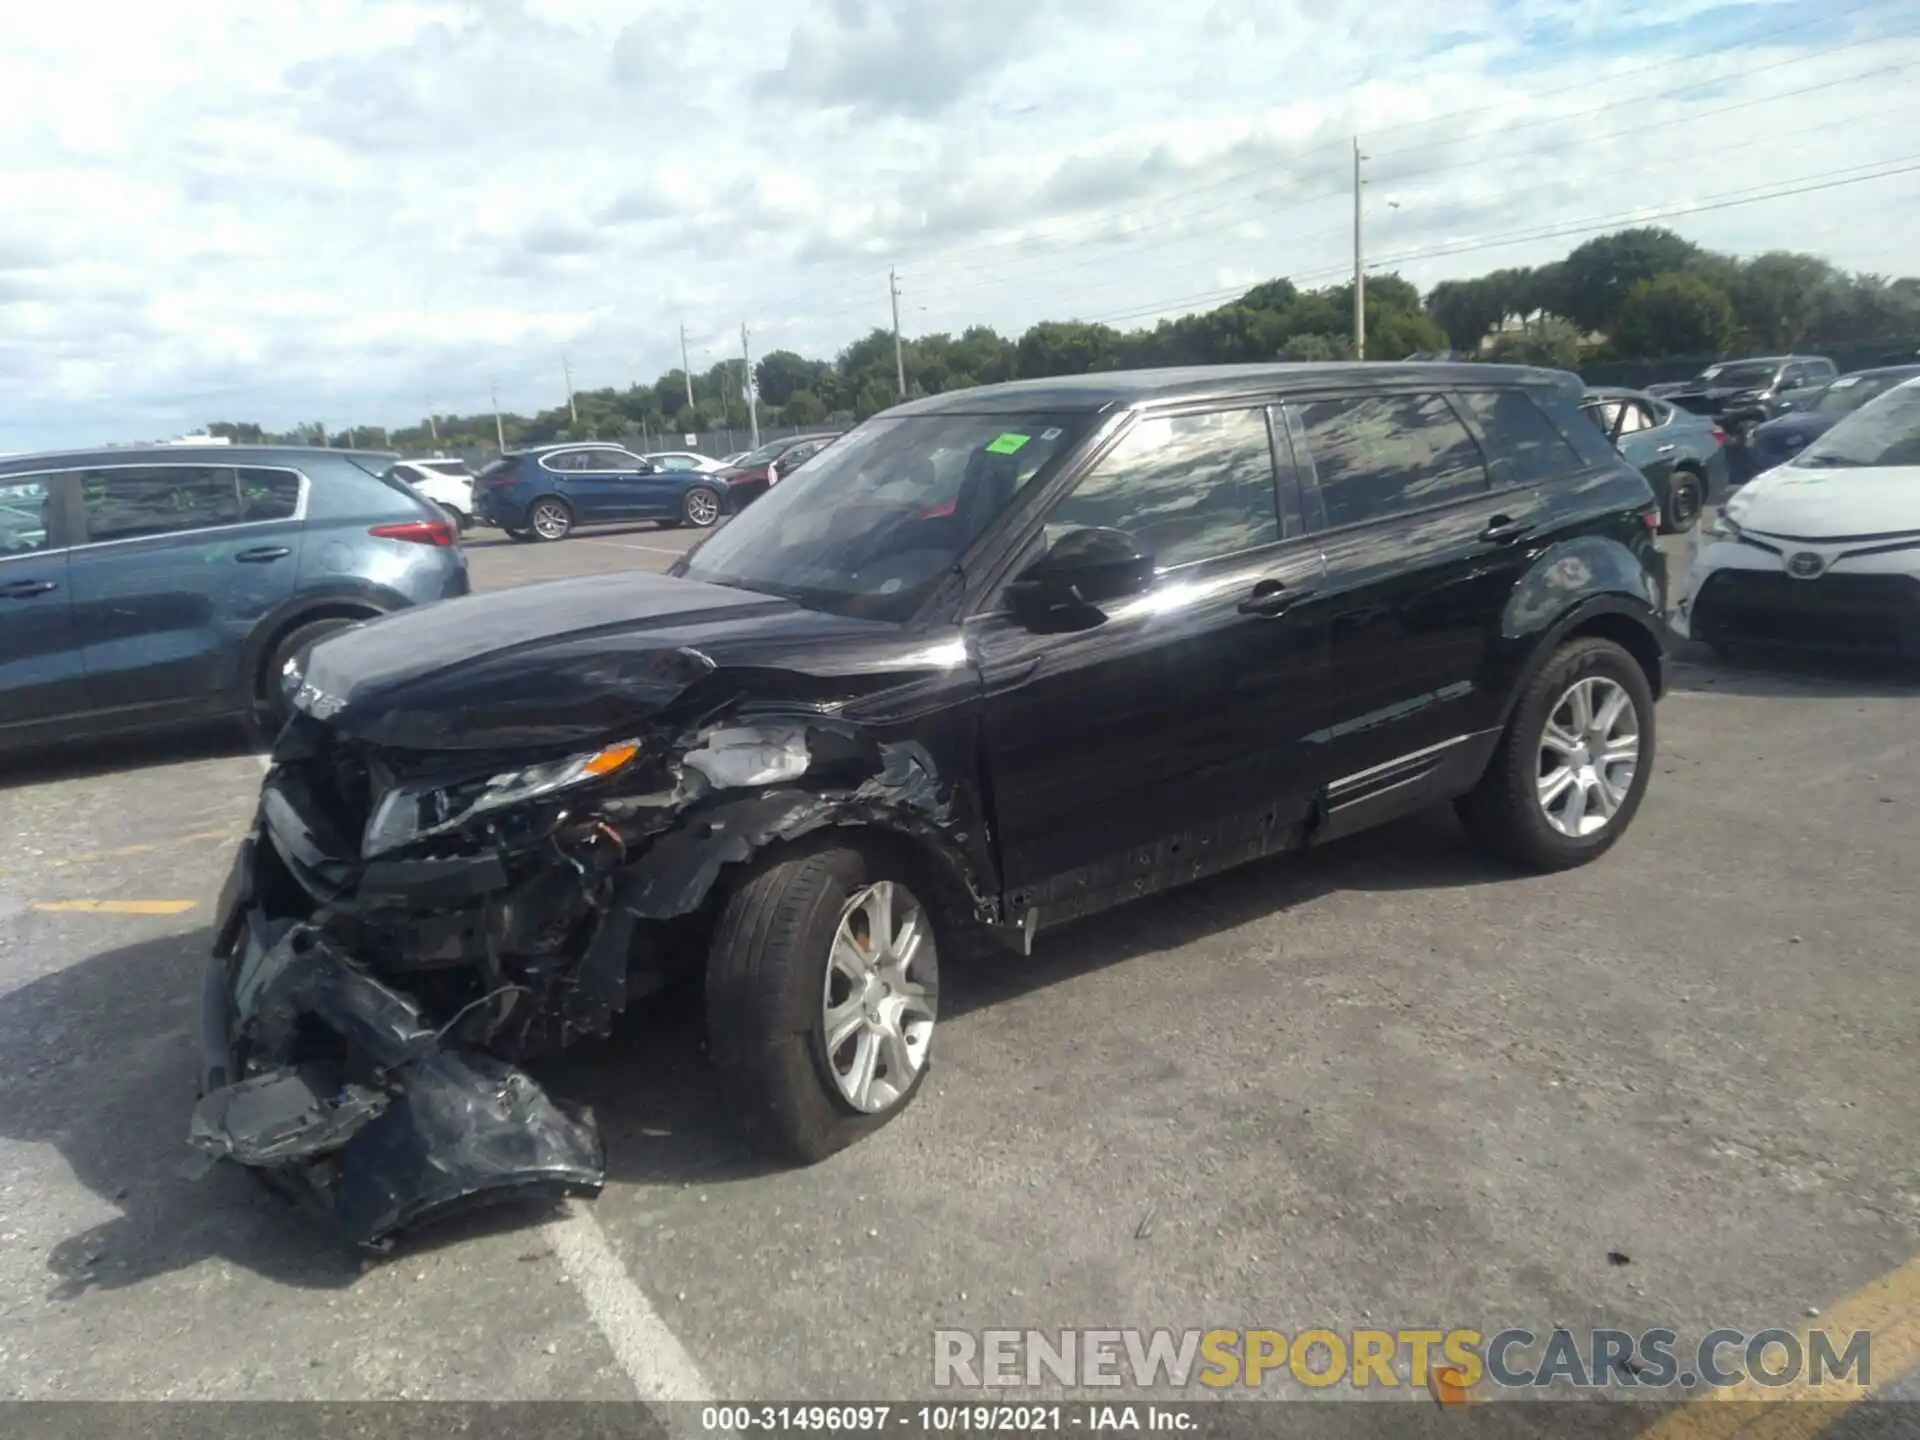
[192,830,605,1251]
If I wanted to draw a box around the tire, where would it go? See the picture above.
[706,844,939,1164]
[1663,469,1703,533]
[681,484,722,529]
[527,496,573,542]
[1455,637,1656,873]
[447,508,471,535]
[259,615,364,728]
[506,527,534,543]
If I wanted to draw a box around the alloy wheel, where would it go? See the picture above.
[684,487,720,527]
[531,501,570,540]
[820,880,936,1114]
[1536,676,1640,838]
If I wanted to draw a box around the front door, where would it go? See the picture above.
[1279,388,1558,811]
[0,473,88,729]
[572,448,670,520]
[971,405,1331,922]
[66,463,302,712]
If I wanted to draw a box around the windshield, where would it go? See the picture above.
[738,439,791,466]
[1792,382,1920,469]
[1812,372,1918,415]
[1697,361,1777,389]
[680,411,1096,622]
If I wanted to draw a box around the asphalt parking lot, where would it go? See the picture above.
[3,516,1918,1431]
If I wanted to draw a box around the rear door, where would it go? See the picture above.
[1280,387,1559,809]
[67,463,303,713]
[0,472,89,728]
[1609,395,1676,492]
[568,447,668,520]
[972,404,1331,910]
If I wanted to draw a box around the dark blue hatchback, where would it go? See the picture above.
[474,443,727,540]
[0,444,469,754]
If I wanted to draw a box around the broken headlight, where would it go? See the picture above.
[361,739,642,858]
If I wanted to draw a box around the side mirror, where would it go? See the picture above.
[1006,526,1156,628]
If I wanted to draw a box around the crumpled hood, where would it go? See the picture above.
[1727,463,1920,540]
[297,570,797,750]
[1752,412,1835,444]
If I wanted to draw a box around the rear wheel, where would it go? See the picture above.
[682,485,722,529]
[1456,637,1655,872]
[1664,469,1703,532]
[706,844,939,1164]
[505,526,534,542]
[528,497,573,541]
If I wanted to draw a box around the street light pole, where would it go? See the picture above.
[1352,137,1366,362]
[741,321,761,449]
[491,383,506,453]
[679,322,696,418]
[889,267,907,399]
[563,355,577,426]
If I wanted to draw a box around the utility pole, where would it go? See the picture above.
[1352,137,1366,362]
[563,355,577,426]
[427,411,439,446]
[888,268,907,398]
[679,322,696,418]
[491,383,506,453]
[740,321,761,449]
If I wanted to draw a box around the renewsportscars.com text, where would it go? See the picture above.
[932,1327,1872,1393]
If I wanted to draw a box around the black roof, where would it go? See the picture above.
[885,362,1576,417]
[0,443,400,478]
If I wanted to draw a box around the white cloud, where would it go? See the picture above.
[0,0,1915,447]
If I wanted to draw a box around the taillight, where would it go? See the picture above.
[1710,424,1727,445]
[486,473,519,488]
[370,519,456,547]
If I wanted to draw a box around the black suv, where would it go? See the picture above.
[192,363,1669,1248]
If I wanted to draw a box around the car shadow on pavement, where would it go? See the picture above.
[0,926,365,1297]
[0,805,1514,1279]
[0,720,262,792]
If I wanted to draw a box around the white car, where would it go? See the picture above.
[389,457,476,528]
[642,450,729,474]
[1674,377,1920,657]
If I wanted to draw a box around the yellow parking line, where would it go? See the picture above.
[30,899,198,916]
[1638,1249,1920,1439]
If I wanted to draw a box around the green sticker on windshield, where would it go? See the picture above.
[985,432,1031,455]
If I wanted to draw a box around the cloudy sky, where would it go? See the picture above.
[2,0,1917,450]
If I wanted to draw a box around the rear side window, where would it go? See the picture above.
[1457,390,1584,485]
[1046,407,1282,568]
[0,477,53,554]
[80,466,242,542]
[478,456,515,480]
[238,467,301,522]
[1286,393,1487,528]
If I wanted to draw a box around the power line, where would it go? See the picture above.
[1070,153,1920,329]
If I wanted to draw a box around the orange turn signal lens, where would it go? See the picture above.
[581,741,641,777]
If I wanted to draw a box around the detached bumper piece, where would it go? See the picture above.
[1690,571,1920,657]
[191,923,604,1251]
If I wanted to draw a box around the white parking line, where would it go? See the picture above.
[577,537,693,558]
[543,1200,715,1403]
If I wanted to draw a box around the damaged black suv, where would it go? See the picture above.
[193,363,1669,1247]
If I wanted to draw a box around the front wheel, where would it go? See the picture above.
[259,615,362,728]
[1456,637,1656,872]
[681,484,722,529]
[706,845,939,1164]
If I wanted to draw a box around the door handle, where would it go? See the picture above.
[1480,514,1532,545]
[1656,443,1677,454]
[1,578,57,598]
[1237,579,1318,617]
[235,546,293,563]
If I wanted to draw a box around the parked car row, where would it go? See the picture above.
[463,432,845,542]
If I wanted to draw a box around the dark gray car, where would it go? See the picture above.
[0,444,470,754]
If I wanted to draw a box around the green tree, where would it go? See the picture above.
[1557,227,1704,335]
[1278,332,1352,362]
[1730,252,1842,349]
[1426,278,1505,354]
[1015,320,1124,376]
[1612,273,1738,358]
[782,390,826,425]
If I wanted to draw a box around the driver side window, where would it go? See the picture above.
[1043,408,1284,571]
